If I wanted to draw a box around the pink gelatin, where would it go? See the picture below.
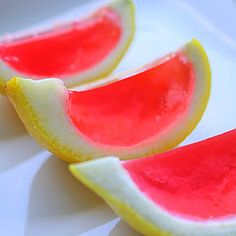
[68,53,194,146]
[123,130,236,220]
[0,7,121,78]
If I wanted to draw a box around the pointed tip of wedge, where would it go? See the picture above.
[185,38,211,82]
[5,39,211,163]
[69,163,78,176]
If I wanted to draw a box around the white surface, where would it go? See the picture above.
[0,0,236,235]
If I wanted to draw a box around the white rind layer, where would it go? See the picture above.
[71,157,236,236]
[0,0,135,88]
[6,39,210,162]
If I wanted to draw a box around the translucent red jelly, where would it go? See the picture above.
[68,53,194,146]
[0,7,121,77]
[123,130,236,220]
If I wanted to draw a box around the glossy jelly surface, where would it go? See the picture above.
[68,53,194,146]
[124,130,236,220]
[0,7,121,77]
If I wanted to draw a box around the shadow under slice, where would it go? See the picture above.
[25,156,116,236]
[0,94,26,140]
[109,219,142,236]
[0,135,42,173]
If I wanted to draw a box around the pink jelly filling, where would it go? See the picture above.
[68,53,194,146]
[123,130,236,220]
[0,7,121,77]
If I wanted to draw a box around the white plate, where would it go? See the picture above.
[0,0,236,235]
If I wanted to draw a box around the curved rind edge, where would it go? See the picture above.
[5,39,211,162]
[0,0,136,94]
[5,77,78,162]
[0,78,6,94]
[69,157,236,236]
[66,0,136,88]
[165,38,211,149]
[69,158,169,236]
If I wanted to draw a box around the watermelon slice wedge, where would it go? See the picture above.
[0,0,135,93]
[70,129,236,236]
[6,39,210,162]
